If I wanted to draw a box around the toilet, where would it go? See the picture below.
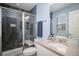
[23,47,37,56]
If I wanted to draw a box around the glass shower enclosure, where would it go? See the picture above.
[23,12,36,49]
[0,7,2,56]
[0,6,36,56]
[2,7,23,56]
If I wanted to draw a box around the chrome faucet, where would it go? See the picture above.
[48,34,56,41]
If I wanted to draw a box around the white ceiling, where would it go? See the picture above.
[6,3,71,13]
[6,3,36,11]
[50,3,71,12]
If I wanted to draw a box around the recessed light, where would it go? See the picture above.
[16,3,20,6]
[49,3,52,6]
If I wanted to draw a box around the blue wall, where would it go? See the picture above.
[36,3,50,39]
[53,3,79,36]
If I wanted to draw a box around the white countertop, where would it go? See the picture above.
[35,39,79,56]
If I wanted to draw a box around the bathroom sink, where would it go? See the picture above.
[48,43,68,53]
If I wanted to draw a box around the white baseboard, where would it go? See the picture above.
[2,47,23,56]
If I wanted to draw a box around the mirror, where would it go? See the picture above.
[56,13,67,34]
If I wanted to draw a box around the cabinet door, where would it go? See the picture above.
[35,43,59,56]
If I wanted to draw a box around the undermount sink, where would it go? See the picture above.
[48,43,68,53]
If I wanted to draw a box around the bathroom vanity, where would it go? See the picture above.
[35,39,64,56]
[35,36,79,56]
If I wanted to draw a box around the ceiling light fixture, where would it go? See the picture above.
[16,3,20,6]
[49,3,52,6]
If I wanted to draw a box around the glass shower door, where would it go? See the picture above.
[2,8,23,55]
[0,8,2,56]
